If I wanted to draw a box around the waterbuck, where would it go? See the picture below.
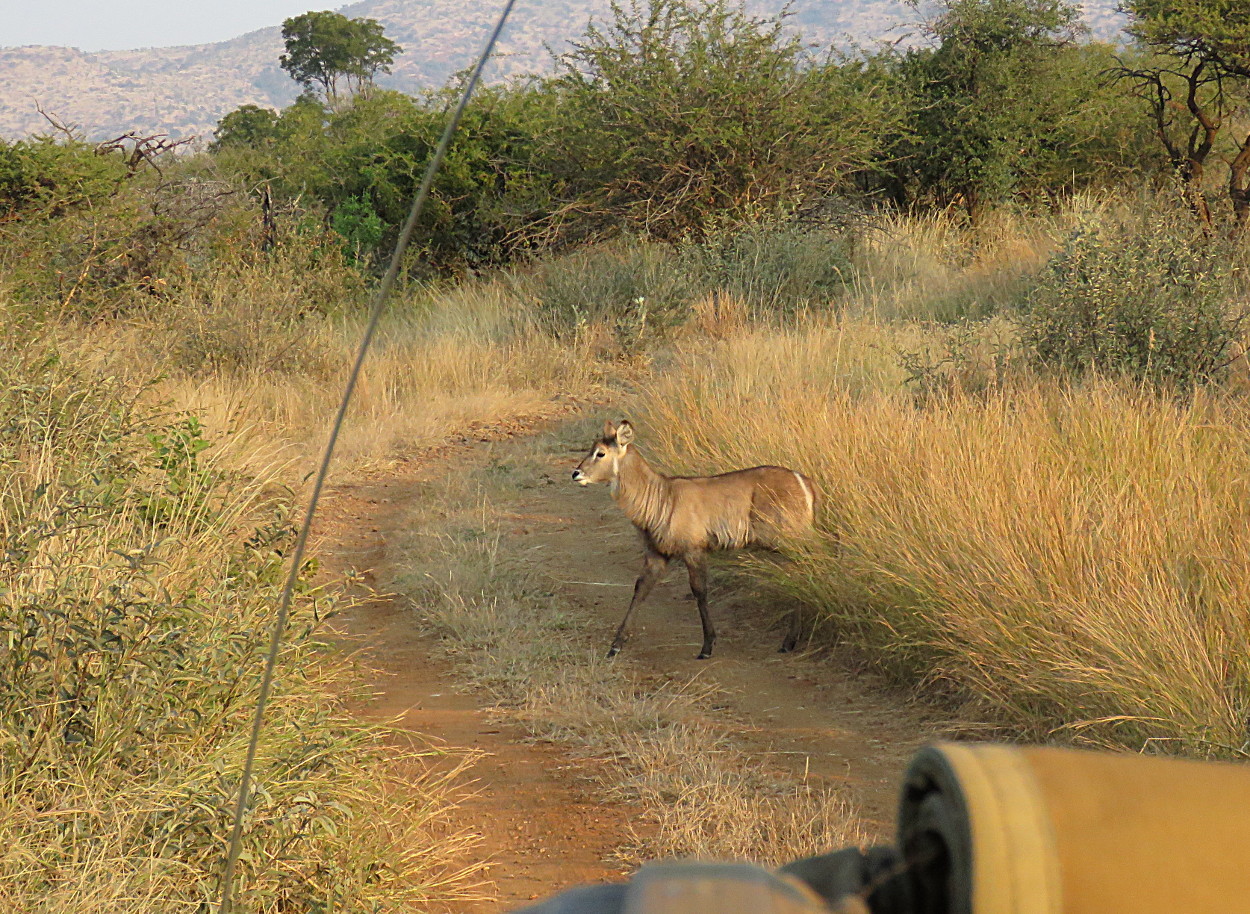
[571,419,817,659]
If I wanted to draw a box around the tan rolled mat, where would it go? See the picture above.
[898,742,1250,914]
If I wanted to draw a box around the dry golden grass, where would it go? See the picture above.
[59,274,607,481]
[0,752,485,914]
[845,201,1100,321]
[3,219,614,910]
[166,323,598,475]
[624,318,1250,755]
[0,332,486,911]
[12,186,1247,912]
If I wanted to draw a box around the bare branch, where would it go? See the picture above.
[94,132,196,176]
[34,103,82,141]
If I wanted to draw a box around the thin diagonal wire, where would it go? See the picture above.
[217,3,519,910]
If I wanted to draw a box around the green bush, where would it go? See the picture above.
[3,178,224,318]
[210,104,281,152]
[516,224,853,347]
[0,145,366,329]
[533,0,902,243]
[216,87,551,273]
[678,223,850,315]
[331,193,385,261]
[1019,208,1243,386]
[0,138,213,318]
[516,238,698,347]
[880,1,1163,211]
[0,136,128,217]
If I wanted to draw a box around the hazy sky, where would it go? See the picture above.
[0,1,348,51]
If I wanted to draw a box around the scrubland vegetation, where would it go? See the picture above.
[627,202,1250,756]
[0,327,484,909]
[2,0,1249,905]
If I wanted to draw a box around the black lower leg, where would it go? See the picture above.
[609,550,667,658]
[780,607,802,653]
[685,555,715,659]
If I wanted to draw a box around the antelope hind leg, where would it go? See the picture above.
[684,553,716,659]
[779,607,802,653]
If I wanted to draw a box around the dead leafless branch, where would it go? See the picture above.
[34,103,82,141]
[94,132,196,176]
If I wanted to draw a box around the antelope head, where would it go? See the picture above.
[572,420,634,487]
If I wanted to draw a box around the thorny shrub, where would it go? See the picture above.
[1018,208,1244,387]
[517,225,851,350]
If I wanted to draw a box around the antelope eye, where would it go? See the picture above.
[594,450,605,459]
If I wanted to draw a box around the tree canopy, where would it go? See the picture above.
[210,104,279,151]
[529,0,906,243]
[879,0,1152,211]
[209,0,1181,268]
[1124,0,1250,78]
[279,11,402,101]
[1116,0,1250,227]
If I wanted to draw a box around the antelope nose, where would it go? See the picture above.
[571,469,583,481]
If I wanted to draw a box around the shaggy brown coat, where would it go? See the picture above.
[573,419,816,659]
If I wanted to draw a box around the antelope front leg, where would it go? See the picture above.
[684,553,715,659]
[608,549,668,658]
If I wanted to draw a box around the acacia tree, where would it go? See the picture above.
[1114,1,1250,228]
[891,0,1089,213]
[210,104,279,151]
[279,11,401,102]
[531,0,905,244]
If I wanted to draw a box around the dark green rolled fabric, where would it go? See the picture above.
[780,846,912,914]
[897,745,983,914]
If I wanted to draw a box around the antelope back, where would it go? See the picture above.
[573,420,816,555]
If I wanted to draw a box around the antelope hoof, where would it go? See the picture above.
[697,644,714,660]
[607,644,622,659]
[779,638,797,654]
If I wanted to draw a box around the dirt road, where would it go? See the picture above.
[316,415,942,911]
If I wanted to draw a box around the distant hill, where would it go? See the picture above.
[0,0,1126,142]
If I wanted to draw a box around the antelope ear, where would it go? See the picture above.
[615,421,635,447]
[603,420,617,440]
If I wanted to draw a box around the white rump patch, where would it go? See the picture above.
[794,471,815,520]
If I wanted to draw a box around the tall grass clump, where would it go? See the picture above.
[678,222,851,316]
[845,208,1061,322]
[153,290,605,474]
[1019,204,1245,387]
[515,239,699,348]
[0,328,478,911]
[624,323,1250,756]
[55,252,605,476]
[513,225,852,349]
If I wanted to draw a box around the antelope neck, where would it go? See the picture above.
[612,448,673,533]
